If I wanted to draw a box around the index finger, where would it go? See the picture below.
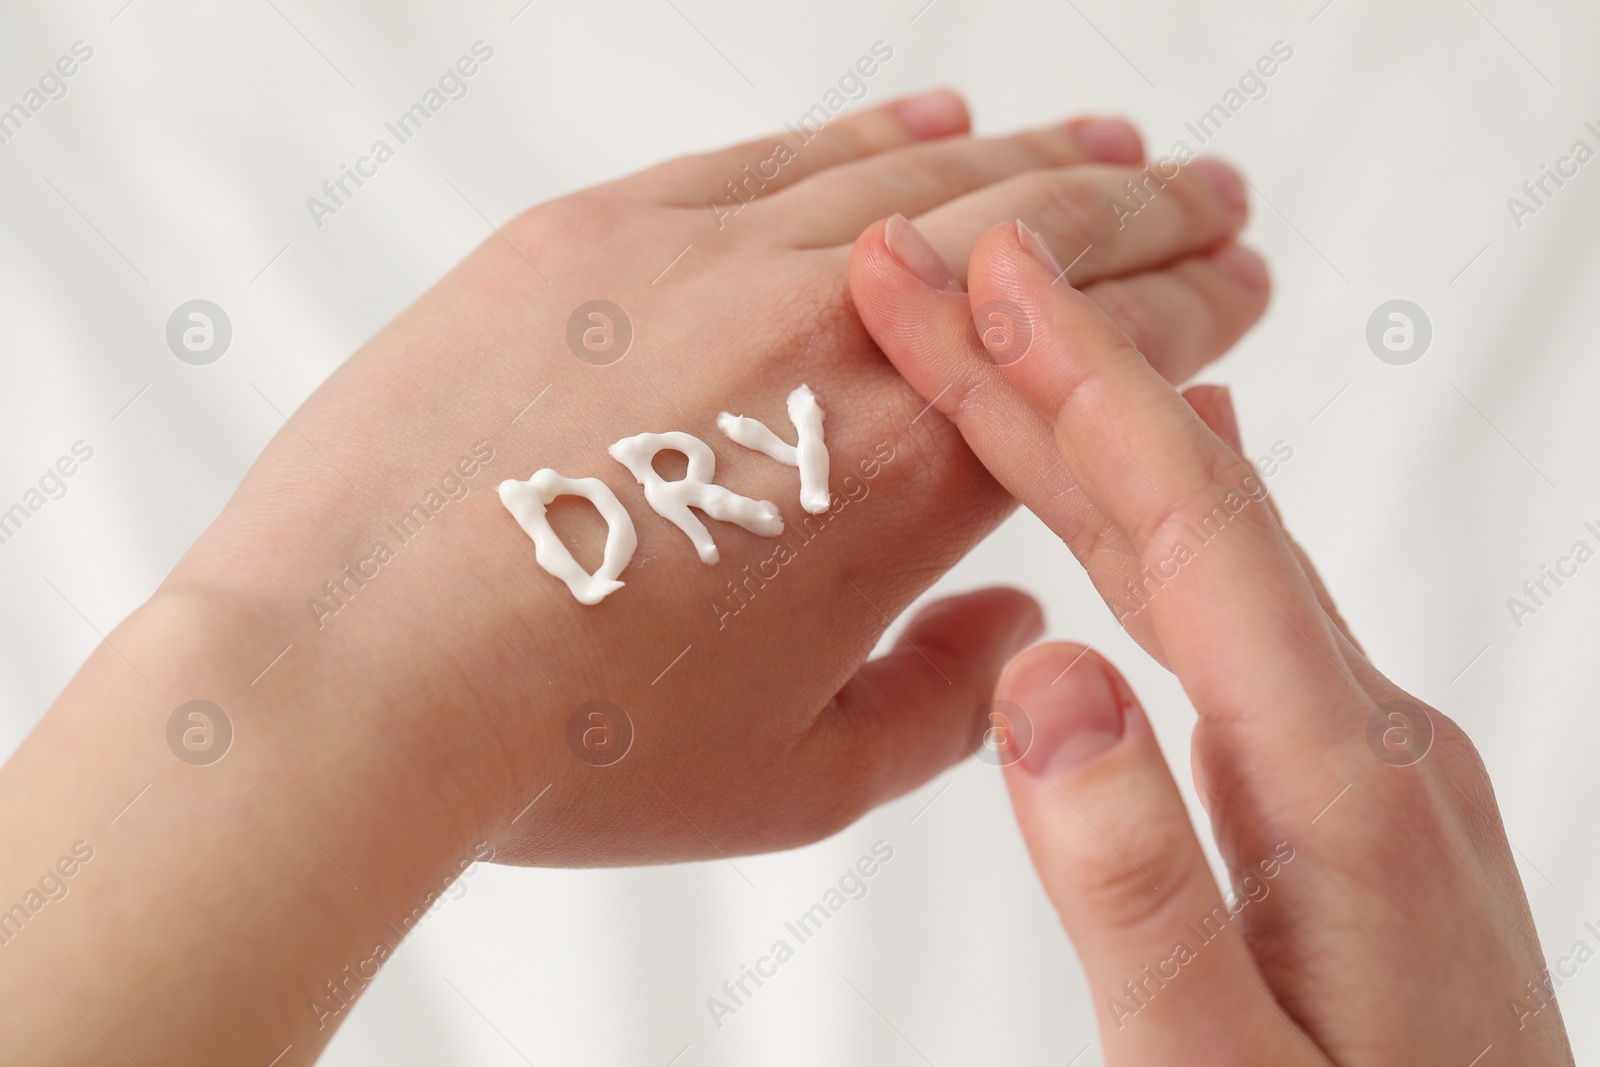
[968,220,1361,734]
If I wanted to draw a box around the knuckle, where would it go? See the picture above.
[914,148,985,195]
[1072,513,1128,574]
[807,784,873,842]
[1449,746,1493,799]
[508,190,627,245]
[829,118,883,159]
[1431,714,1497,806]
[1065,814,1208,933]
[768,270,856,360]
[800,746,892,844]
[937,371,993,425]
[504,202,557,244]
[1045,331,1137,412]
[830,150,979,211]
[1129,446,1261,562]
[1013,127,1084,168]
[761,740,876,851]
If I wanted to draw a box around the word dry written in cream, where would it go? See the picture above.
[499,384,829,605]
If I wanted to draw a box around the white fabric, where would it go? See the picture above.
[1,2,1596,1064]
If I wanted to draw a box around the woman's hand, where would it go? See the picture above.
[147,89,1263,867]
[0,95,1269,1063]
[848,218,1575,1063]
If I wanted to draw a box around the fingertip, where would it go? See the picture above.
[964,219,1115,377]
[808,588,1050,815]
[848,214,890,263]
[1065,116,1145,164]
[847,215,965,346]
[1203,241,1270,298]
[847,217,984,416]
[974,216,1063,287]
[1185,157,1249,227]
[890,87,970,140]
[997,643,1129,776]
[907,586,1045,657]
[995,585,1049,648]
[1016,591,1048,645]
[957,222,1045,316]
[846,216,891,285]
[1183,384,1244,454]
[1015,218,1064,276]
[884,213,964,292]
[846,217,912,313]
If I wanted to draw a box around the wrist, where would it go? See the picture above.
[157,414,581,847]
[135,577,523,852]
[0,582,517,1060]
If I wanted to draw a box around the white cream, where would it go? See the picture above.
[502,385,832,604]
[497,471,637,605]
[717,384,830,514]
[607,431,783,564]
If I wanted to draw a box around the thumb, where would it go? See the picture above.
[997,644,1310,1062]
[787,587,1043,836]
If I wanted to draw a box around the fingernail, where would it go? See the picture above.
[1065,116,1144,164]
[885,214,963,291]
[892,88,968,140]
[1186,158,1248,224]
[1206,243,1268,296]
[1015,218,1063,276]
[1008,649,1125,776]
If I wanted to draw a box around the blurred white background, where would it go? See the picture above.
[3,0,1598,1063]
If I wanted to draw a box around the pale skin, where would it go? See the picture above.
[0,92,1269,1063]
[848,217,1577,1063]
